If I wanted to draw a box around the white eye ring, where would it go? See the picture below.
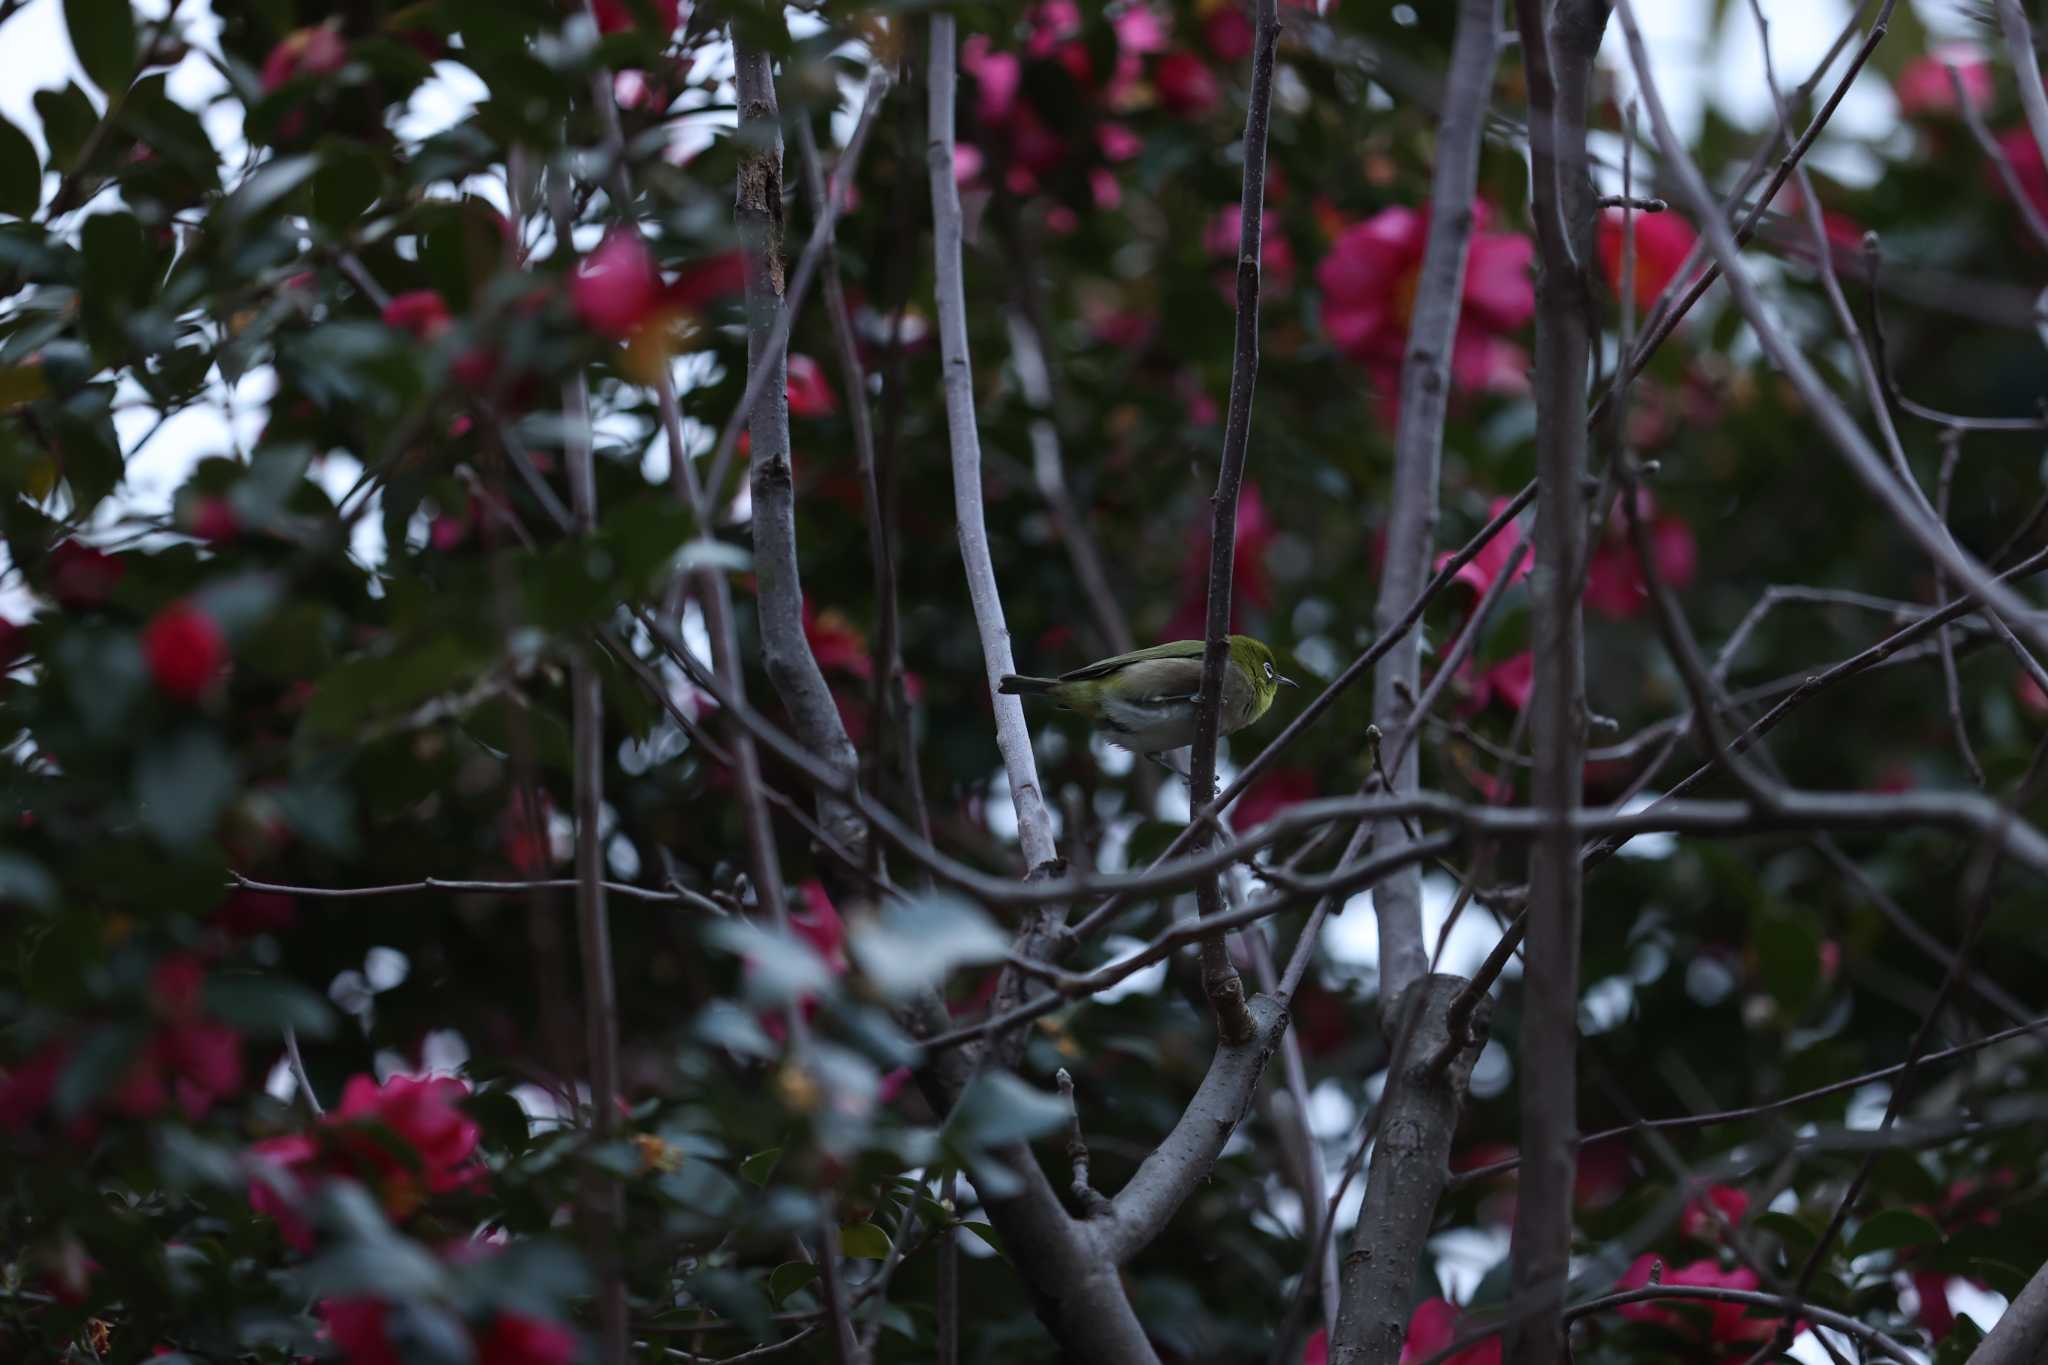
[1263,661,1275,680]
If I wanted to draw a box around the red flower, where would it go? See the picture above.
[1399,1298,1501,1364]
[182,494,240,543]
[1436,496,1530,600]
[1596,207,1699,313]
[1166,480,1276,638]
[1318,202,1533,415]
[321,1298,402,1365]
[1616,1256,1785,1346]
[382,290,453,341]
[1895,47,1992,119]
[1301,1328,1327,1364]
[668,252,748,312]
[572,230,661,339]
[786,353,837,417]
[962,35,1022,126]
[262,24,348,91]
[1206,205,1295,291]
[151,955,207,1018]
[1230,768,1315,833]
[252,1074,485,1241]
[47,540,125,609]
[1480,652,1534,713]
[1994,127,2048,237]
[0,1042,70,1131]
[590,0,680,35]
[112,1020,245,1120]
[790,880,848,972]
[1679,1184,1750,1242]
[142,600,228,700]
[501,791,555,875]
[0,617,22,671]
[1583,490,1698,620]
[1204,5,1255,62]
[476,1313,580,1365]
[1155,51,1221,117]
[216,889,297,937]
[1912,1270,1956,1340]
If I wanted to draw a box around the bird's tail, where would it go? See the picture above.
[998,674,1060,696]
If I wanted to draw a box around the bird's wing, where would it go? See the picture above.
[1056,639,1205,683]
[1085,655,1206,703]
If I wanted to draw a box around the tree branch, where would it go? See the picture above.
[1329,975,1490,1364]
[1366,0,1502,1031]
[1186,0,1281,1046]
[1969,1251,2048,1365]
[1505,4,1603,1363]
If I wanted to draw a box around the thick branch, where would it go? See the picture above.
[1102,994,1289,1262]
[734,42,868,874]
[1367,0,1502,1029]
[1330,975,1490,1365]
[1187,0,1281,1045]
[1505,5,1603,1365]
[1970,1253,2048,1365]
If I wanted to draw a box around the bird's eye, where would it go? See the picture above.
[1263,661,1275,680]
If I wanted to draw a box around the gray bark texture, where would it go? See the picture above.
[1330,975,1492,1365]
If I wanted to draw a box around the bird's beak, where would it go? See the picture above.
[1278,675,1298,688]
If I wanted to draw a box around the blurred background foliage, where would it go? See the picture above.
[3,0,2048,1360]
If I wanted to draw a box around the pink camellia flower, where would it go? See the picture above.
[572,230,662,339]
[785,353,836,418]
[1318,202,1534,409]
[142,600,228,700]
[216,889,297,938]
[1679,1183,1750,1242]
[47,540,125,609]
[790,880,847,972]
[1302,1328,1327,1364]
[1098,121,1144,162]
[1616,1255,1787,1347]
[262,24,347,91]
[1230,768,1316,833]
[590,0,681,36]
[1165,480,1276,638]
[382,290,453,341]
[1436,496,1530,600]
[1895,46,1992,119]
[1583,489,1698,620]
[1913,1270,1956,1340]
[112,1019,245,1121]
[475,1312,580,1365]
[1155,51,1221,117]
[181,494,240,543]
[1483,651,1534,713]
[1596,207,1699,313]
[962,36,1023,126]
[1114,4,1169,56]
[1205,4,1255,62]
[251,1074,484,1247]
[321,1298,402,1365]
[1399,1298,1501,1364]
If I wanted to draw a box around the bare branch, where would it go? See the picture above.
[926,13,1058,875]
[1366,0,1502,1029]
[1055,1068,1113,1218]
[1103,994,1289,1263]
[1186,0,1282,1045]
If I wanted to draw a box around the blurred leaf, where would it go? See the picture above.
[135,729,238,849]
[1847,1208,1942,1258]
[707,919,834,1006]
[0,364,48,409]
[1751,1210,1817,1254]
[0,117,41,218]
[1755,912,1821,1014]
[839,1221,890,1259]
[54,1022,147,1118]
[32,84,98,174]
[847,892,1009,999]
[958,1221,1007,1262]
[0,853,58,912]
[739,1146,782,1188]
[767,1260,818,1307]
[945,1073,1069,1150]
[65,0,138,95]
[223,153,321,225]
[203,973,338,1039]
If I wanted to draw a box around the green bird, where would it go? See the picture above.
[998,636,1297,757]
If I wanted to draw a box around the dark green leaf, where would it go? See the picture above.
[64,0,139,95]
[945,1073,1070,1150]
[1751,1211,1817,1253]
[1755,912,1821,1014]
[54,1023,147,1118]
[203,973,337,1040]
[32,85,98,174]
[767,1260,818,1307]
[958,1221,1007,1262]
[738,1147,782,1188]
[1846,1208,1943,1258]
[134,729,238,849]
[222,153,321,226]
[839,1222,890,1260]
[0,117,41,217]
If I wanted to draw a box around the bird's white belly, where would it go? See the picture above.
[1099,696,1199,754]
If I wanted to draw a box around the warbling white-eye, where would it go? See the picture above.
[998,635,1296,757]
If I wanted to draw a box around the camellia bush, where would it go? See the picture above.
[9,0,2048,1361]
